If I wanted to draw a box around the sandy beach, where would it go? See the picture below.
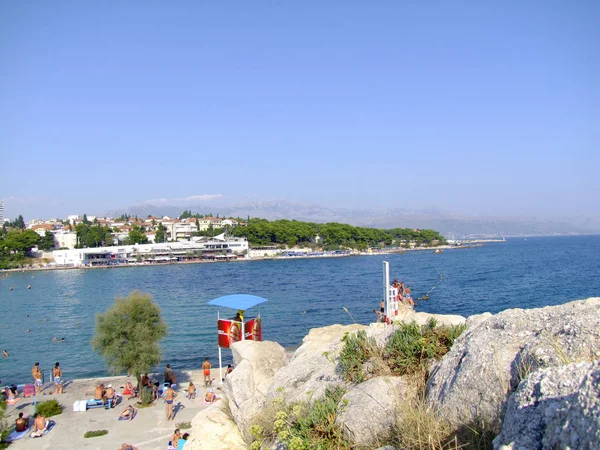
[3,368,223,450]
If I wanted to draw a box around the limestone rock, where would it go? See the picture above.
[268,324,368,404]
[392,308,466,327]
[426,297,600,428]
[336,376,408,446]
[223,340,287,443]
[185,402,248,450]
[494,360,600,450]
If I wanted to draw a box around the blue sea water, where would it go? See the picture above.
[1,235,599,384]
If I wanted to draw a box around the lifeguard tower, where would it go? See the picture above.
[207,294,267,382]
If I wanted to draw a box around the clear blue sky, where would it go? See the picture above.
[1,1,599,220]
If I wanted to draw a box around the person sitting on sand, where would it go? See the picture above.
[171,429,182,448]
[124,381,137,397]
[119,405,137,421]
[205,388,218,404]
[15,412,29,432]
[188,382,196,399]
[178,433,190,450]
[104,384,116,406]
[30,414,47,437]
[94,384,105,402]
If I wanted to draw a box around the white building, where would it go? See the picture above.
[52,237,249,266]
[67,215,80,224]
[53,231,78,249]
[0,200,3,223]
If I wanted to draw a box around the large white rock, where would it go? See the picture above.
[494,360,600,450]
[268,324,368,404]
[392,307,466,327]
[426,297,600,428]
[336,376,408,446]
[185,402,247,450]
[222,340,287,443]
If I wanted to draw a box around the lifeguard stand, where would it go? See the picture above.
[383,261,400,322]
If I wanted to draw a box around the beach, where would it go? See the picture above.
[3,368,223,450]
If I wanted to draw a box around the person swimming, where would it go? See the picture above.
[3,350,8,357]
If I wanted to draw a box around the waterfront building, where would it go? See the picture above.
[52,236,249,266]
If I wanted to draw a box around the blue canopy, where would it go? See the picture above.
[207,294,268,310]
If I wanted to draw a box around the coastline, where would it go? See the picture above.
[0,242,486,274]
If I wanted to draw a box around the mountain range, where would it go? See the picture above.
[106,201,600,239]
[107,201,600,239]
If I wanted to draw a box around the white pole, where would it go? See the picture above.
[218,310,223,383]
[383,261,390,322]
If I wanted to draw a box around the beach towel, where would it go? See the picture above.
[6,426,32,442]
[23,384,35,398]
[73,400,87,412]
[30,420,55,438]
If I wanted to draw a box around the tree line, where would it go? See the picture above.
[231,218,446,249]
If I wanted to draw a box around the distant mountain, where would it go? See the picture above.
[105,201,600,239]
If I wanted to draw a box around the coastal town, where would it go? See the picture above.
[0,201,459,270]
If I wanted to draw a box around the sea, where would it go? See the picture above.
[1,235,599,384]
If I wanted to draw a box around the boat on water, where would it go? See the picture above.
[433,248,444,254]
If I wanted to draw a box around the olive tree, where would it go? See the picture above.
[92,291,168,383]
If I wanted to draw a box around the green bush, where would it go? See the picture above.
[35,399,63,418]
[250,386,351,450]
[383,319,466,377]
[339,330,379,383]
[84,429,108,438]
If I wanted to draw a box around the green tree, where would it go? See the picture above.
[38,231,56,251]
[92,291,168,384]
[155,223,167,243]
[125,226,148,245]
[82,213,90,225]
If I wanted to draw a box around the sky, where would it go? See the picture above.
[1,1,599,221]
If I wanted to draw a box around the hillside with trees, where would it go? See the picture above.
[231,218,446,250]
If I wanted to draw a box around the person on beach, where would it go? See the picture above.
[164,364,175,385]
[165,384,177,420]
[171,429,182,448]
[53,362,63,394]
[120,405,137,421]
[205,388,218,404]
[15,412,29,432]
[380,299,385,313]
[105,384,116,406]
[30,414,48,437]
[95,384,105,402]
[32,362,42,393]
[187,381,196,399]
[178,432,190,450]
[119,444,138,450]
[202,358,211,386]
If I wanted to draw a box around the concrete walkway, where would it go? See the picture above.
[4,369,222,450]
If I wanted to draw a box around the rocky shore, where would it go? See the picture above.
[185,297,600,449]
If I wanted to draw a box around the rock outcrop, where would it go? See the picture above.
[222,340,288,443]
[184,402,247,450]
[494,360,600,450]
[426,298,600,427]
[336,376,408,446]
[268,324,367,404]
[393,306,466,327]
